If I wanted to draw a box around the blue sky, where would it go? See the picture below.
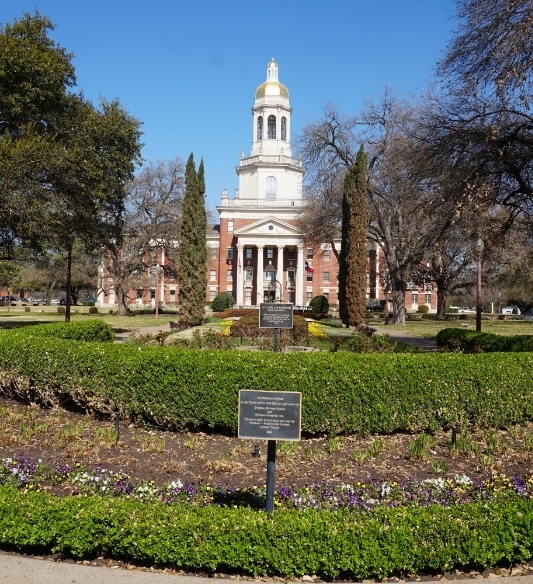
[2,1,458,211]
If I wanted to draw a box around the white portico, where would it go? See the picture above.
[216,59,308,307]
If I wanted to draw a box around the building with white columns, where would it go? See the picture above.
[208,59,344,307]
[98,59,435,313]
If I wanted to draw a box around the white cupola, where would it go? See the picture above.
[251,58,292,157]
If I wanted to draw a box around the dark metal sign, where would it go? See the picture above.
[238,390,301,441]
[259,303,293,329]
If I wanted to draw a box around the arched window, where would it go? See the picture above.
[267,115,276,139]
[266,176,277,199]
[281,116,287,141]
[257,116,263,140]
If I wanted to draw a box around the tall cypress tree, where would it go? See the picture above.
[178,154,207,325]
[338,145,369,327]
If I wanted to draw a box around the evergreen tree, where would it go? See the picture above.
[178,154,207,325]
[338,145,369,327]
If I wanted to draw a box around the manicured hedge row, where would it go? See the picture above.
[1,485,533,579]
[2,320,115,343]
[0,328,531,434]
[436,327,533,352]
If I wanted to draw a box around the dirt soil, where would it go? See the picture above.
[2,396,533,490]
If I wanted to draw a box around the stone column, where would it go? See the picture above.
[296,244,305,307]
[256,245,264,304]
[236,244,244,305]
[277,245,284,302]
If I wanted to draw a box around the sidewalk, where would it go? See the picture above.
[373,326,438,351]
[3,551,533,584]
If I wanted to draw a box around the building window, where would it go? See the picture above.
[266,269,275,283]
[245,290,252,305]
[323,292,329,300]
[245,248,253,259]
[150,289,155,299]
[323,271,330,282]
[210,269,216,281]
[323,249,330,261]
[226,269,232,280]
[287,270,295,285]
[266,248,274,260]
[307,248,313,260]
[281,116,287,141]
[306,291,313,305]
[169,289,176,297]
[306,271,313,282]
[209,247,217,259]
[245,268,253,283]
[267,115,276,139]
[209,290,216,301]
[227,247,234,260]
[425,293,431,305]
[412,293,418,305]
[228,219,234,232]
[257,116,263,140]
[266,176,277,199]
[287,249,295,260]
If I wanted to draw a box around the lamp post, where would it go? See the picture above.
[475,238,484,332]
[154,265,163,320]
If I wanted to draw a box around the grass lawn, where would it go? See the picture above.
[0,306,531,340]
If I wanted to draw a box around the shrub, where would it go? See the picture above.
[229,314,310,347]
[211,292,235,312]
[2,484,533,580]
[308,295,329,314]
[436,328,533,353]
[417,304,430,314]
[12,320,115,343]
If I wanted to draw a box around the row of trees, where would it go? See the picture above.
[298,0,532,324]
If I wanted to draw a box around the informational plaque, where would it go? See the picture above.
[238,390,302,441]
[259,303,293,329]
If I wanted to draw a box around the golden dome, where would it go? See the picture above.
[255,58,289,100]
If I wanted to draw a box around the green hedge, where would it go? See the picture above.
[0,328,531,434]
[1,485,533,579]
[436,327,533,352]
[0,320,115,343]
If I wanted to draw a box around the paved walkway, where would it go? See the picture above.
[373,326,439,351]
[2,551,533,584]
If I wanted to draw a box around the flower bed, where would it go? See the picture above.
[2,455,532,511]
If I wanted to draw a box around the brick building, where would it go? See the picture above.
[98,59,436,312]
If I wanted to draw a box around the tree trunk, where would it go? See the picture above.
[65,244,72,323]
[117,287,129,316]
[435,279,448,319]
[391,277,406,325]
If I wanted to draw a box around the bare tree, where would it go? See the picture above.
[298,93,474,325]
[426,0,533,222]
[102,158,185,315]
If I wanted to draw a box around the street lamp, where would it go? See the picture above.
[153,265,163,320]
[475,238,484,332]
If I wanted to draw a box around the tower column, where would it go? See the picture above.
[256,245,264,304]
[236,244,244,305]
[277,245,284,302]
[296,244,305,307]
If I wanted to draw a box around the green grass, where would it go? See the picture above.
[1,307,531,341]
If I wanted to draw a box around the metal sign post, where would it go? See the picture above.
[238,389,301,512]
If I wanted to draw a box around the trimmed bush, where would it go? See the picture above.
[0,327,532,435]
[211,292,235,312]
[308,295,329,314]
[8,320,115,343]
[417,304,429,314]
[1,485,533,579]
[436,327,533,353]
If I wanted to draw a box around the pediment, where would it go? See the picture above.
[234,217,302,237]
